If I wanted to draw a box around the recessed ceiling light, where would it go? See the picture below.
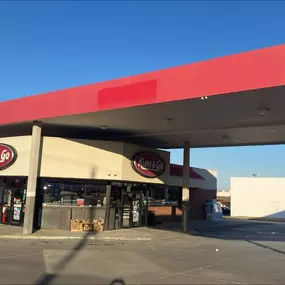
[201,96,208,100]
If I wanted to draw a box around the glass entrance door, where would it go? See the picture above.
[121,185,149,228]
[11,188,26,226]
[0,185,26,226]
[0,188,11,225]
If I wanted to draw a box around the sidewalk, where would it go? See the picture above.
[0,221,214,241]
[0,225,153,241]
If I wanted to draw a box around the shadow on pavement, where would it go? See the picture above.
[34,204,127,285]
[150,219,285,242]
[34,231,92,285]
[33,230,127,285]
[246,239,285,256]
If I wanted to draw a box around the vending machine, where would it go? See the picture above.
[205,199,223,221]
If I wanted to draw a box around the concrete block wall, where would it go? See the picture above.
[231,177,285,219]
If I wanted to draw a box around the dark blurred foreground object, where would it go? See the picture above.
[110,279,126,285]
[222,205,231,215]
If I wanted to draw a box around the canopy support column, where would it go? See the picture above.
[23,121,42,235]
[182,141,190,232]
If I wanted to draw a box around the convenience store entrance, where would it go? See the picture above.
[0,178,26,226]
[121,188,149,228]
[108,183,149,230]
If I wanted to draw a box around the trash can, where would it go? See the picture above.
[148,210,155,225]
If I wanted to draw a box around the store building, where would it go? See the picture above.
[0,136,217,230]
[1,44,284,234]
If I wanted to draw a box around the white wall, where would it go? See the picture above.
[0,136,31,176]
[231,177,285,219]
[40,137,124,180]
[0,135,217,190]
[194,168,217,190]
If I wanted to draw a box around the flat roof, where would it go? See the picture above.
[1,44,285,148]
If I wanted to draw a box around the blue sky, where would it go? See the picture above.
[0,1,285,189]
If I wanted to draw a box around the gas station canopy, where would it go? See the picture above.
[1,44,285,148]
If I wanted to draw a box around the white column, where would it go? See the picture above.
[23,122,42,235]
[182,141,190,232]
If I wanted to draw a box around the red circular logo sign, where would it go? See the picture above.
[132,152,166,178]
[0,144,17,170]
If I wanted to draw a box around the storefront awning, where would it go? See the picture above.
[1,45,285,149]
[169,164,204,180]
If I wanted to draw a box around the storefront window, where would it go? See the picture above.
[41,180,106,206]
[168,187,179,202]
[0,178,27,226]
[85,183,106,207]
[110,182,123,205]
[148,186,179,205]
[41,180,180,208]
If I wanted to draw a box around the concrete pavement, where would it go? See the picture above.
[0,220,285,284]
[1,219,285,242]
[0,225,153,240]
[0,224,284,284]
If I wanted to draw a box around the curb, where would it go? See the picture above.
[0,235,152,241]
[223,216,285,223]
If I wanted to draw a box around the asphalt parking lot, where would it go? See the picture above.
[0,220,285,284]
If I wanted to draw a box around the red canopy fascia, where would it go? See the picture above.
[1,44,285,125]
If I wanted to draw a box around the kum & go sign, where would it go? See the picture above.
[132,151,166,178]
[0,144,17,171]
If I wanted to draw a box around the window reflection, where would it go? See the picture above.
[41,180,106,206]
[85,183,106,207]
[41,179,179,207]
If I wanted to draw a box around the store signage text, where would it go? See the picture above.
[0,144,17,170]
[132,152,166,178]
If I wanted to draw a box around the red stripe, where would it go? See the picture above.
[169,164,204,180]
[1,44,285,125]
[98,80,157,109]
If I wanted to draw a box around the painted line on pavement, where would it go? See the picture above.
[0,252,44,260]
